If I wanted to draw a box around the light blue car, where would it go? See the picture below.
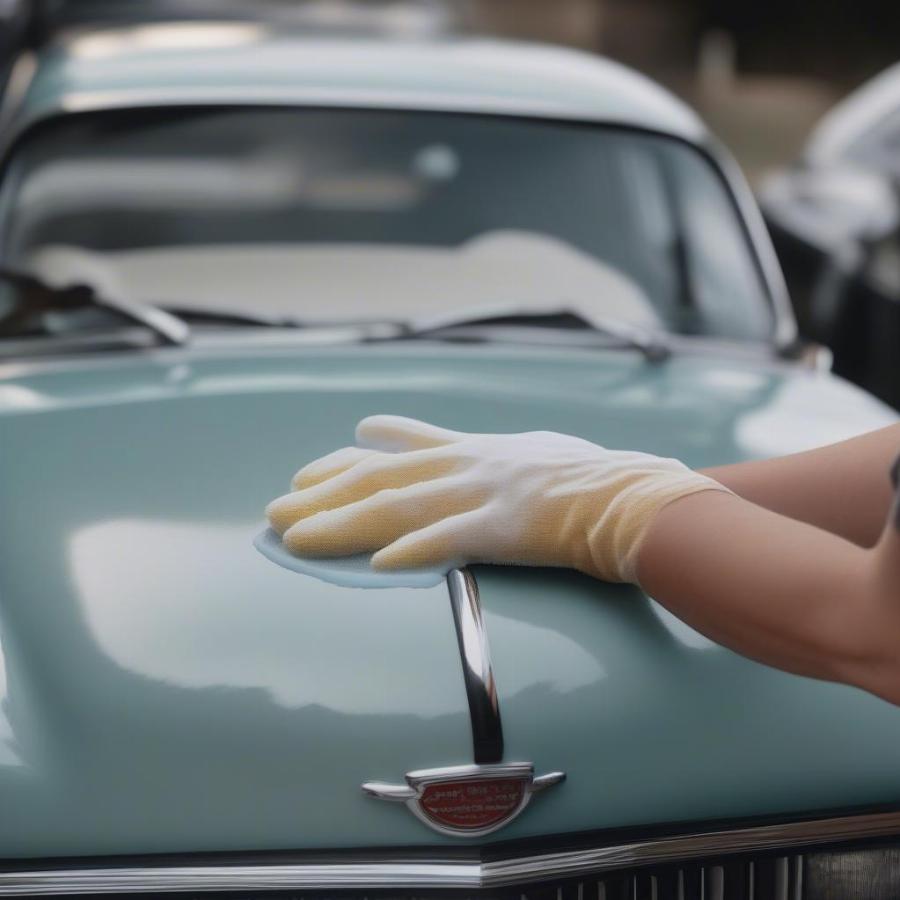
[0,19,898,900]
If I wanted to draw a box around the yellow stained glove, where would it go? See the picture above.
[266,415,731,583]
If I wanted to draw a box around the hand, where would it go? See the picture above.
[266,415,730,583]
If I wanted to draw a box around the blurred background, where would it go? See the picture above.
[471,0,900,187]
[2,0,900,407]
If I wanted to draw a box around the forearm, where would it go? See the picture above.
[701,423,900,546]
[636,490,900,704]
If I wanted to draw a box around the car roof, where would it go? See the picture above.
[9,23,707,144]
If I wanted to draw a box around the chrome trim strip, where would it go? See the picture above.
[0,863,482,896]
[704,138,798,351]
[4,808,900,895]
[447,567,503,764]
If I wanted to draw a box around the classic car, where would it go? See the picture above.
[760,61,900,410]
[1,16,900,900]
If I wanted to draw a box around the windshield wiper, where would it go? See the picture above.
[159,305,306,329]
[0,268,190,346]
[367,306,671,363]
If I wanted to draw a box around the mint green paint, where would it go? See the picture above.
[253,526,447,589]
[0,342,896,857]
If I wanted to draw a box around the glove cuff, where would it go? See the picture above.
[586,472,734,584]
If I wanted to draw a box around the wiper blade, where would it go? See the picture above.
[0,268,190,346]
[159,305,306,329]
[158,307,407,343]
[370,306,671,363]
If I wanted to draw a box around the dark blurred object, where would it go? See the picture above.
[761,63,900,410]
[0,0,30,67]
[702,0,900,89]
[23,0,457,45]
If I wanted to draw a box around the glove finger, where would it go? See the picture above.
[267,448,455,534]
[356,414,464,451]
[290,445,380,491]
[282,478,484,558]
[371,509,484,570]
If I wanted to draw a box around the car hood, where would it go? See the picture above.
[0,341,898,857]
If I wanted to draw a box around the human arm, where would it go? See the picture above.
[636,480,900,705]
[701,423,900,546]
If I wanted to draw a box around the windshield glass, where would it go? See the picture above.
[0,108,772,340]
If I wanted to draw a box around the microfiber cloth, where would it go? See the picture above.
[253,527,447,589]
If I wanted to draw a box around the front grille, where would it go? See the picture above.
[499,845,900,899]
[505,854,803,900]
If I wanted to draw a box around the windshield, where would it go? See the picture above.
[0,108,772,340]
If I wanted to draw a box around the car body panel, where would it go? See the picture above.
[0,342,897,857]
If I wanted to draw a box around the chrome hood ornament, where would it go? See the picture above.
[363,762,565,837]
[365,572,563,837]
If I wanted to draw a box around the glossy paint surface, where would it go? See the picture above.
[253,527,447,589]
[0,341,897,857]
[17,33,704,142]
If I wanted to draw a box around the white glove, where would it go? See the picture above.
[266,415,731,583]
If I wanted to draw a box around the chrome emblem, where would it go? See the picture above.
[362,762,565,837]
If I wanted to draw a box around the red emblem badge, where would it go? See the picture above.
[363,763,564,837]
